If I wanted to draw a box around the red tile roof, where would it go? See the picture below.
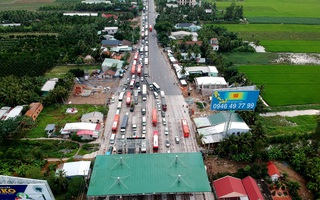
[242,176,264,200]
[267,161,280,177]
[102,13,118,19]
[272,196,292,200]
[213,176,247,199]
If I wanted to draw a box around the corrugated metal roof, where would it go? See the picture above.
[62,161,91,177]
[207,112,244,126]
[41,80,57,92]
[195,77,227,86]
[194,117,211,128]
[87,153,211,196]
[242,176,264,200]
[213,176,247,198]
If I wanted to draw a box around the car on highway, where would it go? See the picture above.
[175,136,180,144]
[162,118,166,125]
[142,126,146,135]
[111,95,115,103]
[157,104,161,111]
[165,139,170,147]
[161,111,165,117]
[132,131,137,138]
[164,127,169,135]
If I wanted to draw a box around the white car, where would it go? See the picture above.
[164,127,169,135]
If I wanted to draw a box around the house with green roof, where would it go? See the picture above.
[87,153,211,197]
[101,58,124,72]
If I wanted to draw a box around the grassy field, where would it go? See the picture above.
[27,104,103,138]
[0,0,59,11]
[238,65,320,106]
[259,115,317,136]
[224,52,278,65]
[220,24,320,53]
[208,0,320,18]
[45,65,101,78]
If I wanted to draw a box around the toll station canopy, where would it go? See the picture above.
[87,152,211,197]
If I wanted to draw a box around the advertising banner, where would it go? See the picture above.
[0,184,53,200]
[211,90,260,111]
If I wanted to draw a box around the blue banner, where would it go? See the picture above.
[211,90,260,111]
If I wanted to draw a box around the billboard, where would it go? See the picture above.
[0,184,54,200]
[211,90,260,111]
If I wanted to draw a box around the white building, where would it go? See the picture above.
[63,12,98,16]
[103,27,118,35]
[61,122,101,140]
[194,112,250,144]
[59,161,91,178]
[41,78,59,94]
[5,106,24,120]
[194,77,228,96]
[185,66,218,77]
[170,31,198,41]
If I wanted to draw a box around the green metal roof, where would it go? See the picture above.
[87,152,211,196]
[207,111,244,126]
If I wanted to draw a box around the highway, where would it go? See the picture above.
[98,0,214,199]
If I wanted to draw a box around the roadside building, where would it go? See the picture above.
[103,26,118,35]
[41,78,58,95]
[61,122,101,140]
[174,23,201,32]
[213,175,264,200]
[5,106,24,120]
[101,58,124,72]
[25,102,43,121]
[170,31,198,41]
[101,39,122,47]
[185,66,218,77]
[57,161,91,178]
[194,112,250,144]
[81,111,104,123]
[194,77,228,96]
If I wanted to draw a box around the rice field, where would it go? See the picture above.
[220,24,320,53]
[208,0,320,18]
[238,65,320,106]
[0,0,58,11]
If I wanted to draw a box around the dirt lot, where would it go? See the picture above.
[67,78,120,105]
[274,161,314,200]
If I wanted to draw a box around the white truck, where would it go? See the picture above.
[160,90,165,98]
[142,84,147,101]
[132,116,137,131]
[144,57,149,66]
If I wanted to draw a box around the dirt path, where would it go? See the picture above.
[274,161,313,200]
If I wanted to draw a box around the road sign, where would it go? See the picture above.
[211,90,260,111]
